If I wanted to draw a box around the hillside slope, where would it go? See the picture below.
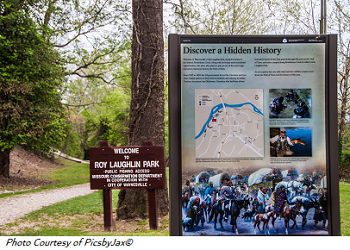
[0,146,62,192]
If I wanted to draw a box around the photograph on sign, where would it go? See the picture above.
[269,88,312,119]
[269,127,312,157]
[180,37,328,235]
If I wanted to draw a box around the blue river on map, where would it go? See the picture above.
[195,102,263,139]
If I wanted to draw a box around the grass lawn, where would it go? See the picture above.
[340,181,350,236]
[0,162,169,236]
[1,190,169,236]
[0,157,90,199]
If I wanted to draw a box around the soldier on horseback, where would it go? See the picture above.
[218,186,234,222]
[205,181,215,211]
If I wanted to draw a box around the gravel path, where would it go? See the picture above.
[0,183,96,226]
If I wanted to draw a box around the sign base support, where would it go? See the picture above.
[103,189,113,231]
[147,189,158,230]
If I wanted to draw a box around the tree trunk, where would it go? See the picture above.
[116,0,169,220]
[0,149,11,178]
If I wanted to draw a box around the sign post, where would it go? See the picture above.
[90,140,166,231]
[103,189,113,231]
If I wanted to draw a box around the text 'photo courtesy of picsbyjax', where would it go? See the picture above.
[4,237,134,248]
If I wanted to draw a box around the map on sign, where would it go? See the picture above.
[195,89,264,158]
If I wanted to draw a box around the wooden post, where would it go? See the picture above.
[147,189,158,230]
[101,140,113,231]
[103,189,113,231]
[145,140,158,230]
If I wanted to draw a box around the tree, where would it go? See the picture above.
[33,0,132,91]
[27,0,134,158]
[59,41,132,159]
[43,0,134,158]
[165,0,274,34]
[116,0,169,220]
[0,1,65,177]
[331,0,350,165]
[267,0,321,34]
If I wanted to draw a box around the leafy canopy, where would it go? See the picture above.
[0,1,66,153]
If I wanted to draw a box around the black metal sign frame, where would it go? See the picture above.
[168,34,340,236]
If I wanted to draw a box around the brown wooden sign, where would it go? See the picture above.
[90,141,166,190]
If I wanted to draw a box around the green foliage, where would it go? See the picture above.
[339,123,350,167]
[82,86,130,155]
[57,84,131,159]
[58,118,84,159]
[0,1,134,161]
[57,41,132,159]
[0,2,66,154]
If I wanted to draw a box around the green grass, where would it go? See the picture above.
[49,159,90,186]
[0,158,90,199]
[340,181,350,236]
[1,189,169,236]
[0,161,170,236]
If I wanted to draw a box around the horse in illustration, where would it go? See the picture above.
[298,198,321,229]
[208,199,230,230]
[313,200,327,230]
[253,211,274,234]
[272,199,302,234]
[230,199,250,234]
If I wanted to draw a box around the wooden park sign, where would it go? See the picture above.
[90,141,166,190]
[90,140,166,231]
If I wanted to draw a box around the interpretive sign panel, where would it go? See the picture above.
[90,141,166,190]
[168,35,340,236]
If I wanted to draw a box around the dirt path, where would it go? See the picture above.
[0,183,96,226]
